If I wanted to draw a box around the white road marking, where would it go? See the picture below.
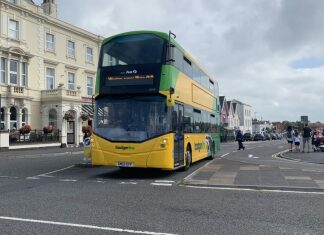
[248,154,253,158]
[32,165,74,178]
[0,176,19,179]
[253,157,259,159]
[154,180,175,183]
[120,182,137,185]
[220,153,230,158]
[185,185,324,195]
[26,177,40,180]
[38,174,54,178]
[60,179,77,182]
[151,183,172,186]
[0,216,177,235]
[232,151,237,153]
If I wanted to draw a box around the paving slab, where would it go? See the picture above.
[184,158,324,191]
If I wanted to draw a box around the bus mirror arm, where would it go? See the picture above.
[167,87,175,107]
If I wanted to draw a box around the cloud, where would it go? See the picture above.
[35,0,324,122]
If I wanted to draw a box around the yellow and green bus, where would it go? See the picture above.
[90,30,220,170]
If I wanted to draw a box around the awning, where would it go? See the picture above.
[81,105,93,118]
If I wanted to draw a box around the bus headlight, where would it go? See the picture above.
[160,138,168,148]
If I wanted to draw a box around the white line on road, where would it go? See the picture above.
[154,180,175,183]
[31,165,75,178]
[0,216,177,235]
[151,183,173,186]
[220,153,230,158]
[0,176,19,179]
[248,154,253,158]
[185,185,324,195]
[26,177,40,180]
[120,182,137,185]
[60,179,77,182]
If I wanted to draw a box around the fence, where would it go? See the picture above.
[9,129,61,145]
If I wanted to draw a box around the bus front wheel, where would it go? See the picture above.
[184,148,192,171]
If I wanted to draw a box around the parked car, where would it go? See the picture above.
[253,133,264,141]
[243,133,253,141]
[270,133,277,140]
[264,133,271,140]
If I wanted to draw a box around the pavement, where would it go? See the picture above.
[0,146,84,158]
[184,149,324,192]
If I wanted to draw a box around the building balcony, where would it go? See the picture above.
[6,85,29,99]
[41,87,81,102]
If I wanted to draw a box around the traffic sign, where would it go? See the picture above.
[84,137,91,147]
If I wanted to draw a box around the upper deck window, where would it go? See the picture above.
[101,34,165,67]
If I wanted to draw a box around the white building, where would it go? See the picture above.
[0,0,102,146]
[231,99,252,133]
[252,119,272,135]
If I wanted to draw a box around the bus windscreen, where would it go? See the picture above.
[101,34,165,67]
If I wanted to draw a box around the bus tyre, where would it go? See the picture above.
[184,149,192,171]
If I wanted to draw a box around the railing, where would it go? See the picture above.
[9,129,61,145]
[41,88,80,100]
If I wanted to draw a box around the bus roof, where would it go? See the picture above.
[101,30,215,82]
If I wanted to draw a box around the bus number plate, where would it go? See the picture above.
[117,162,134,167]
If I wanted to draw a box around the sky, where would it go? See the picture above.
[35,0,324,122]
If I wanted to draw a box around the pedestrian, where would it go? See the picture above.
[293,131,301,152]
[236,130,245,150]
[286,126,294,152]
[302,123,312,153]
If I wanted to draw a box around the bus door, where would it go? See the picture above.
[173,103,184,167]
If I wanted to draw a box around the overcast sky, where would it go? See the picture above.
[35,0,324,122]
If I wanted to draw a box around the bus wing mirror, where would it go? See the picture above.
[167,87,175,107]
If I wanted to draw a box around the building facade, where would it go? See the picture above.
[231,99,252,133]
[0,0,102,146]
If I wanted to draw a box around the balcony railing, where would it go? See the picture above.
[41,87,81,101]
[7,86,27,97]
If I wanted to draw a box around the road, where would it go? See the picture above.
[0,141,324,234]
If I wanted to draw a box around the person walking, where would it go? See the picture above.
[286,126,294,152]
[293,131,301,152]
[236,130,245,150]
[302,123,312,153]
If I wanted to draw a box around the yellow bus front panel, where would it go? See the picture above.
[91,133,175,170]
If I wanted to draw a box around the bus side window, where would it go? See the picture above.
[172,110,177,131]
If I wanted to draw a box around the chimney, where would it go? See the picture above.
[41,0,57,18]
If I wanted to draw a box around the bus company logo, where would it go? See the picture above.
[115,146,135,150]
[120,70,137,75]
[194,142,207,151]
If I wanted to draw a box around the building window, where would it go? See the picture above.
[10,60,18,85]
[10,106,17,130]
[68,72,75,90]
[46,33,55,51]
[49,109,57,129]
[21,62,27,87]
[46,68,55,90]
[22,108,28,126]
[87,76,93,96]
[86,47,93,63]
[67,40,75,58]
[9,19,19,40]
[0,108,4,130]
[0,58,6,84]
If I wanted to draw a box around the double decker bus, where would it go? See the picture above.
[90,30,220,170]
